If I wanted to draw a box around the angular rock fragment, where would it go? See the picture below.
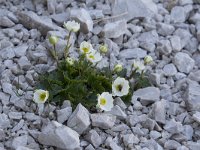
[170,6,186,23]
[38,121,80,149]
[112,0,157,21]
[18,56,32,71]
[0,113,10,129]
[0,16,15,27]
[173,52,194,74]
[150,99,166,124]
[17,11,62,36]
[70,8,93,33]
[157,23,175,36]
[12,135,28,149]
[157,39,172,55]
[122,134,139,146]
[192,112,200,123]
[56,107,72,123]
[67,104,90,134]
[164,140,181,149]
[164,119,183,134]
[109,105,127,120]
[174,28,192,49]
[170,36,182,52]
[103,20,127,38]
[91,113,116,129]
[138,30,158,44]
[119,48,147,59]
[85,130,102,148]
[132,87,160,106]
[163,63,177,76]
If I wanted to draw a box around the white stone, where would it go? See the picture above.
[103,20,127,38]
[163,63,177,76]
[119,48,147,59]
[18,56,32,71]
[157,39,172,55]
[174,28,192,49]
[173,52,195,73]
[164,119,183,134]
[85,130,102,148]
[192,111,200,123]
[38,121,80,149]
[0,113,10,129]
[70,8,93,33]
[157,23,175,36]
[0,16,15,27]
[109,105,127,120]
[13,45,28,57]
[12,135,28,149]
[132,87,160,106]
[56,107,72,123]
[170,6,186,23]
[91,113,116,129]
[138,30,158,44]
[112,0,157,21]
[151,100,166,124]
[17,11,62,36]
[170,36,182,52]
[67,104,90,134]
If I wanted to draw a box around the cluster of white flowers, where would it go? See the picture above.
[34,20,153,114]
[97,77,130,111]
[80,41,102,64]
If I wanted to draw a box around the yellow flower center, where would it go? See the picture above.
[40,93,46,101]
[82,47,89,53]
[116,84,123,92]
[89,55,95,60]
[100,98,107,106]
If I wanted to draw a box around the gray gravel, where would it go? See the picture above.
[0,0,200,149]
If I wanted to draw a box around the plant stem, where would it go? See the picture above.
[141,70,144,79]
[53,44,59,65]
[64,31,72,59]
[128,68,137,80]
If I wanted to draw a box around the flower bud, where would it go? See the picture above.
[49,35,58,45]
[144,55,153,64]
[66,57,74,65]
[114,64,123,72]
[99,44,108,53]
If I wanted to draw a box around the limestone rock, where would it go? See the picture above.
[112,0,157,21]
[17,11,62,36]
[119,48,147,59]
[91,113,116,129]
[70,8,93,33]
[132,87,160,106]
[67,104,90,134]
[173,52,195,74]
[38,121,80,149]
[103,20,127,38]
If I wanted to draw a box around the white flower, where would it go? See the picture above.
[99,44,108,53]
[80,41,93,54]
[66,57,74,65]
[49,35,58,45]
[112,77,130,97]
[86,49,102,63]
[97,92,114,111]
[114,64,123,72]
[33,89,49,104]
[144,55,153,64]
[63,20,80,32]
[133,60,145,73]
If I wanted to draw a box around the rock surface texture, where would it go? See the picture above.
[0,0,200,149]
